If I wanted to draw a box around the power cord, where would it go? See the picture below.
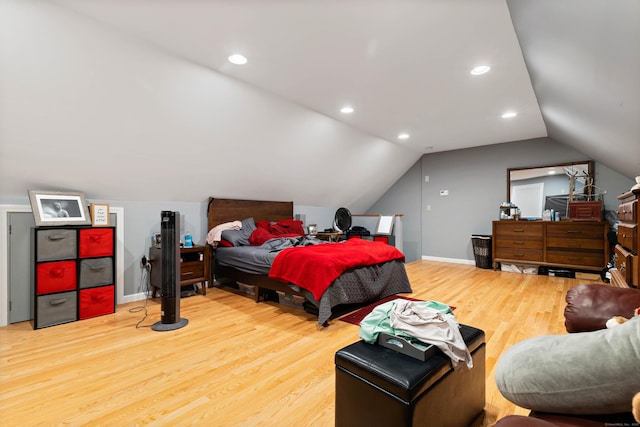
[129,261,153,328]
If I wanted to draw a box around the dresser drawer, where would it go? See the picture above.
[79,257,113,288]
[79,285,115,320]
[494,238,543,250]
[617,200,637,223]
[617,224,637,251]
[79,228,114,258]
[494,247,543,262]
[546,250,604,268]
[614,244,637,286]
[546,223,604,239]
[546,237,604,251]
[494,222,543,238]
[36,229,77,262]
[36,291,77,329]
[36,260,77,295]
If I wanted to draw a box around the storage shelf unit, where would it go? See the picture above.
[32,226,116,329]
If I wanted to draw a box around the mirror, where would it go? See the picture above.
[507,160,596,219]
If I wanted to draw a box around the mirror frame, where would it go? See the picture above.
[507,160,594,203]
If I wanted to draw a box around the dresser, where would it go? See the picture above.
[611,189,639,288]
[32,226,116,329]
[492,221,609,272]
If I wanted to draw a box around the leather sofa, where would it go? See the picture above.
[564,283,640,332]
[494,284,640,427]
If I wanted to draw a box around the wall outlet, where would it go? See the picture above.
[439,190,449,196]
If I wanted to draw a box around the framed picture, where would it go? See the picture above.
[28,190,92,227]
[375,215,395,235]
[90,203,110,226]
[307,224,318,235]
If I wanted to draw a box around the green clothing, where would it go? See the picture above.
[359,299,453,344]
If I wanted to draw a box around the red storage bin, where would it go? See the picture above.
[36,261,77,295]
[79,228,114,258]
[79,285,115,319]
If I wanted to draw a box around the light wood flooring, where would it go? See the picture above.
[0,261,597,426]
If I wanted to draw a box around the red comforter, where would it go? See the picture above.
[268,239,405,300]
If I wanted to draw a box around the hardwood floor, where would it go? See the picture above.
[0,261,595,426]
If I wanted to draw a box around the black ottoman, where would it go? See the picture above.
[335,324,485,427]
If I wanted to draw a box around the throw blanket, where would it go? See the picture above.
[268,239,405,301]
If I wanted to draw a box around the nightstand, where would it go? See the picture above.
[149,244,210,297]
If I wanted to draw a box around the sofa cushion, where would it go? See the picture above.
[495,317,640,415]
[564,284,640,332]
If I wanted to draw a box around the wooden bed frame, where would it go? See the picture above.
[206,197,308,303]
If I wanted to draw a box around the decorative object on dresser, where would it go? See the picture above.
[32,226,116,329]
[611,185,639,288]
[492,220,609,272]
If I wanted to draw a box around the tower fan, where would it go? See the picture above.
[152,211,188,331]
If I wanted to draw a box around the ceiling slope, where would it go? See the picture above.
[508,0,640,179]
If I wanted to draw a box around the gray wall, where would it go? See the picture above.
[372,137,634,263]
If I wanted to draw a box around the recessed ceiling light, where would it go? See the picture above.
[340,106,354,114]
[471,65,491,75]
[398,133,410,140]
[228,54,247,65]
[502,111,517,119]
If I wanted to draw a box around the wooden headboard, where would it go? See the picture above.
[207,197,294,231]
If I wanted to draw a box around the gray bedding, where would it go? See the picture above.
[215,238,413,326]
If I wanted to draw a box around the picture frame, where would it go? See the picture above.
[28,190,92,227]
[90,203,110,226]
[375,215,395,235]
[307,224,318,235]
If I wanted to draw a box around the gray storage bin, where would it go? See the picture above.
[36,291,77,329]
[79,258,113,288]
[37,229,77,261]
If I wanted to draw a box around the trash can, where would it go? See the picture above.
[471,235,492,269]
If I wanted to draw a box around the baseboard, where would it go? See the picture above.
[119,292,148,304]
[421,255,475,265]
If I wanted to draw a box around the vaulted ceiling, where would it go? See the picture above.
[1,1,637,211]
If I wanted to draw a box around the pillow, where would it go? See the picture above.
[255,219,304,236]
[220,217,256,246]
[495,318,640,415]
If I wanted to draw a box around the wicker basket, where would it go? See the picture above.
[471,235,492,269]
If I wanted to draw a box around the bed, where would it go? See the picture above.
[206,197,413,326]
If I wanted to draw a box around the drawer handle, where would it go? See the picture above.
[566,230,582,234]
[513,241,525,245]
[91,295,105,303]
[512,228,525,232]
[49,268,66,278]
[567,257,582,262]
[90,235,102,243]
[89,266,105,271]
[49,298,68,306]
[182,272,194,276]
[46,235,66,241]
[567,243,581,248]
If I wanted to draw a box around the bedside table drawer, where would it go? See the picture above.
[181,261,204,281]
